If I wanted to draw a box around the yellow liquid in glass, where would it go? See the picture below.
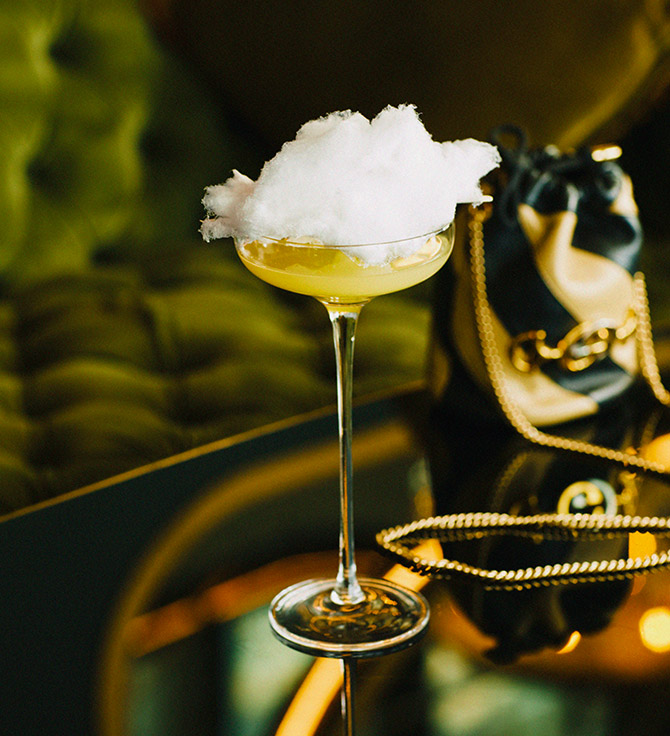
[236,231,453,303]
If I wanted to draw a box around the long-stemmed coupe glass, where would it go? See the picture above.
[234,223,455,657]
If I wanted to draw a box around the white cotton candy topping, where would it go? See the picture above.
[200,170,256,243]
[201,105,500,265]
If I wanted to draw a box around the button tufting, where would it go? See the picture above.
[48,27,93,70]
[26,154,65,196]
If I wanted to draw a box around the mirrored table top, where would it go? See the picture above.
[3,382,670,735]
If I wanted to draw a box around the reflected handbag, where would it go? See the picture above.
[430,125,670,475]
[377,396,670,595]
[377,403,670,662]
[390,400,660,661]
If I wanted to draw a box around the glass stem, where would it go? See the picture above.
[327,305,366,606]
[341,658,357,736]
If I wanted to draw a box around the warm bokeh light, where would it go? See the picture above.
[557,631,581,655]
[642,433,670,465]
[629,533,658,595]
[639,607,670,653]
[590,144,623,162]
[629,532,657,559]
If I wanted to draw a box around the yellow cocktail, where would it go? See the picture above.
[236,227,453,304]
[201,104,499,661]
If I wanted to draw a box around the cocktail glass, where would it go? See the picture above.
[235,223,455,657]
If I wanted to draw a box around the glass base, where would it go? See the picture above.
[269,577,430,658]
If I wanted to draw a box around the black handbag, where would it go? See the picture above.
[429,125,670,474]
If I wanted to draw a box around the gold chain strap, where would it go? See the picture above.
[376,512,670,590]
[633,271,670,406]
[468,204,670,476]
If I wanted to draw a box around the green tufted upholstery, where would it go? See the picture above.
[0,0,435,514]
[3,1,181,280]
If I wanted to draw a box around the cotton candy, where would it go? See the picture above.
[201,104,499,264]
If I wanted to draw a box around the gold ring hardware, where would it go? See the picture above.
[509,309,637,373]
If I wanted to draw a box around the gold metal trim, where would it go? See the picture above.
[509,309,637,373]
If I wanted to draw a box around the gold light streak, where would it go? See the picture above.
[123,551,343,658]
[556,631,581,655]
